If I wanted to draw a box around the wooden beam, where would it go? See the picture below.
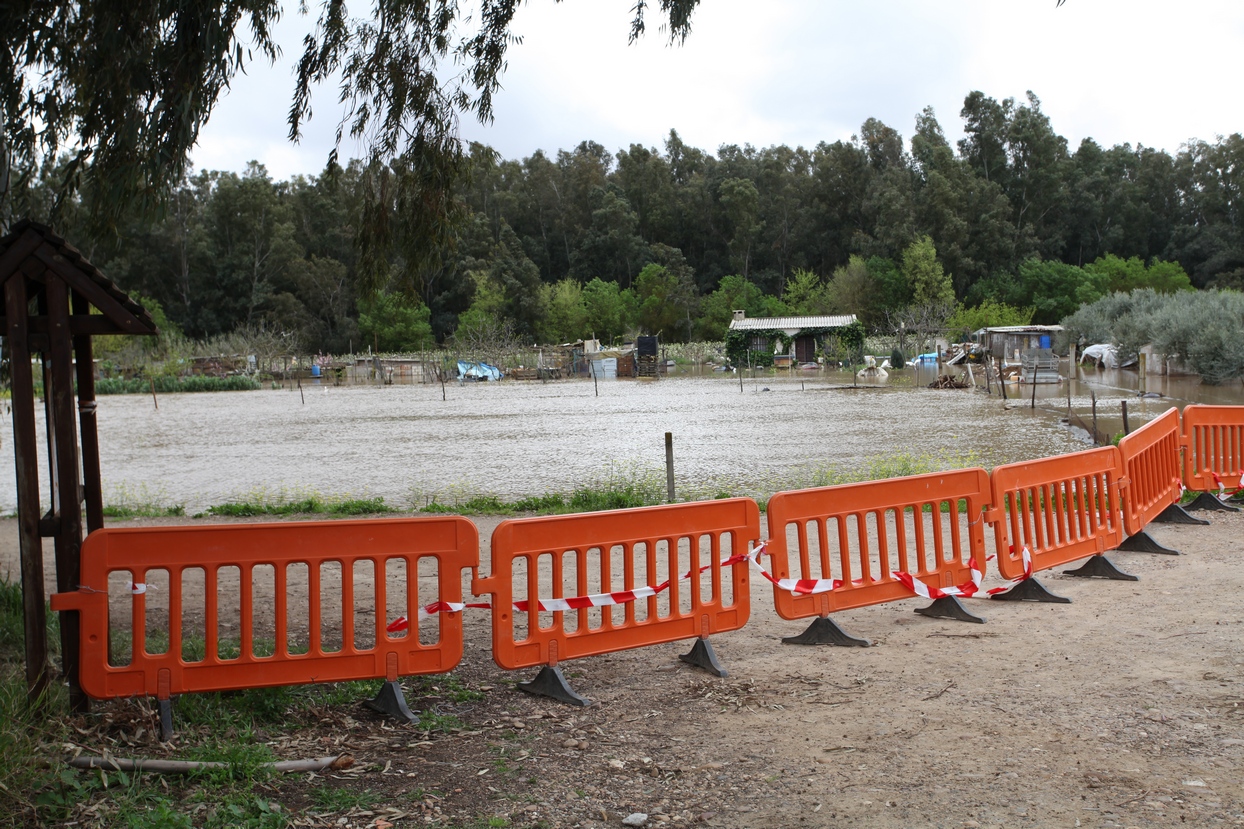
[0,229,44,283]
[4,275,50,702]
[33,246,154,334]
[45,276,88,713]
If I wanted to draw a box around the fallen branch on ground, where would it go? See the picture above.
[62,754,354,774]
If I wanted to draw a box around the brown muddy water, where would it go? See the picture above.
[0,363,1239,515]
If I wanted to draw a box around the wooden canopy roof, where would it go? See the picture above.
[0,219,157,337]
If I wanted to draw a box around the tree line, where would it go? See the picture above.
[23,90,1240,354]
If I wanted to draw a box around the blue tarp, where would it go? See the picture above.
[457,360,502,381]
[912,353,938,365]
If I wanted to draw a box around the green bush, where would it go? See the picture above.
[97,375,261,394]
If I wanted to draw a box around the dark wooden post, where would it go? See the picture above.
[5,275,49,702]
[46,277,88,711]
[73,291,105,533]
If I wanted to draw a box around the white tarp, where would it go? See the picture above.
[1079,343,1118,368]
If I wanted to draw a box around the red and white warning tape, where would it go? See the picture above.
[384,552,753,632]
[746,541,985,601]
[1211,470,1244,500]
[984,546,1033,596]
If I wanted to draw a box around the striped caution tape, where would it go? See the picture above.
[385,551,753,632]
[1210,470,1244,499]
[984,546,1033,596]
[892,558,983,600]
[745,541,843,595]
[747,541,988,601]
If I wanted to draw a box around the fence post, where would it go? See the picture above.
[665,432,676,503]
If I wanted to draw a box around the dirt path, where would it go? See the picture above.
[5,511,1244,829]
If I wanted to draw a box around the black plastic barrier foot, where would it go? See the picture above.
[158,698,175,742]
[1064,555,1138,581]
[1117,531,1181,555]
[1184,492,1241,513]
[915,596,985,624]
[1153,502,1210,525]
[989,577,1071,604]
[782,617,872,647]
[365,679,418,722]
[518,666,591,707]
[679,637,728,677]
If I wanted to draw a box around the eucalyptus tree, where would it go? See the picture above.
[0,0,701,258]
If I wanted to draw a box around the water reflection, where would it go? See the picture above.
[0,365,1237,514]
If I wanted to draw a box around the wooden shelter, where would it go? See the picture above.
[0,220,157,708]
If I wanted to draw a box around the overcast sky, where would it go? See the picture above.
[191,0,1244,181]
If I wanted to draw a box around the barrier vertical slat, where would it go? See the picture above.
[168,566,183,662]
[204,567,218,664]
[1118,407,1183,536]
[306,562,320,655]
[274,564,288,659]
[373,557,386,649]
[894,509,909,577]
[240,565,254,660]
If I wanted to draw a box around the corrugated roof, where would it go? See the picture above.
[729,314,857,331]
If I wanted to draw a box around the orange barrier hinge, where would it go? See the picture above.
[49,587,91,613]
[470,570,494,597]
[982,506,1003,525]
[1117,476,1130,491]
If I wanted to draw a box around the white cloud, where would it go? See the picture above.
[190,0,1244,177]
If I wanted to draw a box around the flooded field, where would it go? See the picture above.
[0,363,1237,515]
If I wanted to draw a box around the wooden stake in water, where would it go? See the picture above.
[298,378,305,405]
[149,377,158,410]
[1030,369,1037,409]
[591,359,598,397]
[1122,400,1131,435]
[1091,390,1099,446]
[665,431,676,503]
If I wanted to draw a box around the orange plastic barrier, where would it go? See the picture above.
[764,468,993,643]
[989,446,1127,581]
[1116,407,1185,536]
[51,517,477,732]
[1182,404,1244,494]
[474,499,759,703]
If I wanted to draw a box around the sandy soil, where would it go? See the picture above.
[5,508,1244,829]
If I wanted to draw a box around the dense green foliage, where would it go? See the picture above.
[1061,289,1244,384]
[96,375,262,394]
[14,92,1234,358]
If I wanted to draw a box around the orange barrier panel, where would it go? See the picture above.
[51,517,478,735]
[1182,404,1244,507]
[989,446,1131,584]
[764,468,993,644]
[473,499,759,704]
[1116,407,1196,541]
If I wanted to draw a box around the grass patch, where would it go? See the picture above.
[310,785,379,812]
[205,496,391,518]
[101,482,186,519]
